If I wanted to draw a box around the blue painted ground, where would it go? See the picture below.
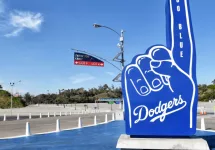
[0,121,214,150]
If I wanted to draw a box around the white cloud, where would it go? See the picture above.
[4,10,44,37]
[0,0,44,37]
[106,71,115,76]
[4,28,23,37]
[10,11,43,31]
[69,73,96,84]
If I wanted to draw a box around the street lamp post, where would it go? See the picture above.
[59,89,65,107]
[10,82,14,116]
[47,90,50,104]
[93,23,125,111]
[10,80,21,116]
[93,23,125,82]
[56,92,58,106]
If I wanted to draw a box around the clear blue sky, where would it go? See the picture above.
[0,0,214,95]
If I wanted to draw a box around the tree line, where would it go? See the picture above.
[24,80,215,104]
[1,79,215,107]
[198,79,215,101]
[24,84,122,105]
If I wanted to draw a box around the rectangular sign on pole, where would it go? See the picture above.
[108,101,114,104]
[74,52,104,67]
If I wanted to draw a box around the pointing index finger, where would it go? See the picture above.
[166,0,196,76]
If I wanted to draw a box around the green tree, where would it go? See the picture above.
[212,79,215,85]
[24,92,32,105]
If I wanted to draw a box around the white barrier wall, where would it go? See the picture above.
[198,102,215,113]
[115,111,124,120]
[0,103,122,116]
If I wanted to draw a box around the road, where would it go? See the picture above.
[0,113,112,138]
[197,115,215,130]
[0,113,214,139]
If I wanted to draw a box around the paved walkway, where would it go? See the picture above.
[0,113,112,138]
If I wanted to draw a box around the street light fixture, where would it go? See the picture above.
[93,23,121,37]
[93,24,102,28]
[10,80,21,116]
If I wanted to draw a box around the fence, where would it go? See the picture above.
[22,113,116,137]
[1,110,112,121]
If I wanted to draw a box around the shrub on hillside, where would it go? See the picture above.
[0,90,26,109]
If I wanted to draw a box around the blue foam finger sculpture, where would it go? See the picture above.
[122,0,198,136]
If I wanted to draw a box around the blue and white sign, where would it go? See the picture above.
[122,0,198,136]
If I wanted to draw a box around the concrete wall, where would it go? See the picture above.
[198,102,215,113]
[115,111,124,120]
[0,103,123,116]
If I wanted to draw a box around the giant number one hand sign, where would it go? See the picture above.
[122,0,198,136]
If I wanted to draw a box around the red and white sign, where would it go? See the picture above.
[74,60,104,67]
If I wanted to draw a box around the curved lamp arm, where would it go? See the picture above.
[93,23,120,37]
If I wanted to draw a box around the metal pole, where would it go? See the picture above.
[56,92,58,105]
[10,86,13,116]
[93,24,125,115]
[47,90,49,104]
[120,30,125,68]
[120,30,125,115]
[10,83,14,116]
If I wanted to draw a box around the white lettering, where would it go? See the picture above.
[180,51,183,57]
[167,101,173,109]
[178,95,183,103]
[149,109,154,117]
[133,95,187,123]
[133,105,148,124]
[177,6,180,12]
[179,24,182,30]
[154,101,161,114]
[179,33,183,39]
[161,103,167,112]
[173,98,179,106]
[180,42,183,48]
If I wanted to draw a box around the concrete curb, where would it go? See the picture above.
[0,120,115,140]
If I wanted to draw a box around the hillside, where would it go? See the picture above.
[0,90,26,109]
